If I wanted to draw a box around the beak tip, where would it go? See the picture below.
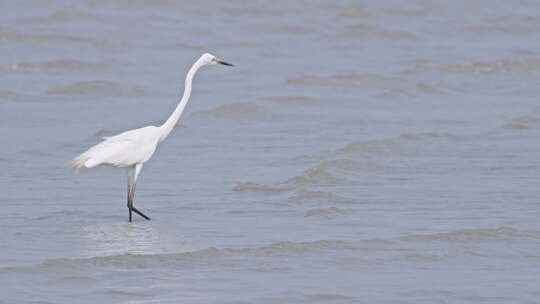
[216,59,234,67]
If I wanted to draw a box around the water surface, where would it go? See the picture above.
[1,0,540,303]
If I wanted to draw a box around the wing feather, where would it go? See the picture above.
[68,126,160,173]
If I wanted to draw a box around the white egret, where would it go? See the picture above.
[69,53,234,221]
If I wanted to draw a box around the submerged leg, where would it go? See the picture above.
[126,164,150,222]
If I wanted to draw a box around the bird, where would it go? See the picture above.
[68,53,234,222]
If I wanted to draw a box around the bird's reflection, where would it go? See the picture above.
[81,222,165,257]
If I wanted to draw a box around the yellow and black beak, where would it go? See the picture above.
[213,58,234,66]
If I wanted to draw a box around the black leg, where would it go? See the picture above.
[126,165,150,222]
[128,173,134,222]
[128,192,133,222]
[131,207,150,220]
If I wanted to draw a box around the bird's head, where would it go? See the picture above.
[199,53,234,67]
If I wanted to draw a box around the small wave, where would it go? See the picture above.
[337,4,372,19]
[305,207,350,217]
[21,149,53,158]
[383,7,426,17]
[399,132,455,140]
[232,182,293,193]
[284,159,363,186]
[104,288,152,297]
[94,129,113,138]
[440,58,540,74]
[46,80,145,97]
[235,160,359,193]
[337,138,397,156]
[285,167,336,186]
[305,293,357,301]
[40,247,224,269]
[32,210,88,221]
[401,227,540,242]
[25,239,355,271]
[272,25,313,34]
[0,89,17,101]
[270,132,456,188]
[0,29,104,46]
[264,95,317,105]
[167,42,204,50]
[467,22,535,35]
[235,239,354,256]
[415,82,444,94]
[337,132,454,157]
[1,59,98,73]
[314,158,358,171]
[288,189,354,204]
[26,10,99,24]
[504,116,540,130]
[193,102,267,121]
[48,10,98,22]
[287,73,400,88]
[344,24,417,41]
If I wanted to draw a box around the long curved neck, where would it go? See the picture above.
[159,60,203,142]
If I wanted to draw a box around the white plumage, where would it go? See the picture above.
[68,53,234,221]
[69,126,160,171]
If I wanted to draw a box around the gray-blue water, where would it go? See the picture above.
[1,0,540,303]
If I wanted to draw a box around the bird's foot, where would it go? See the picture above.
[131,207,150,220]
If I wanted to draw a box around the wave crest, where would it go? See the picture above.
[288,189,354,204]
[287,73,399,88]
[1,59,97,73]
[305,207,350,217]
[30,239,354,270]
[504,116,540,130]
[193,102,267,121]
[440,58,540,74]
[402,227,540,242]
[338,132,454,157]
[47,80,144,97]
[232,182,292,193]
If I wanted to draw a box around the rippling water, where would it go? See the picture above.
[2,0,540,303]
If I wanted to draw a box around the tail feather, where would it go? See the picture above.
[66,153,89,174]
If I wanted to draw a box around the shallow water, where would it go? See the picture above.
[1,0,540,303]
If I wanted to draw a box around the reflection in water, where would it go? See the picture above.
[81,222,165,257]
